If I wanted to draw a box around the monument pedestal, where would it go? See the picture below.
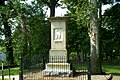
[43,49,72,76]
[43,63,72,76]
[43,17,72,77]
[49,49,67,63]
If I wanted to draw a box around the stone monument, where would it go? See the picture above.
[43,17,72,76]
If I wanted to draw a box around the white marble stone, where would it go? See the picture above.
[43,63,72,76]
[49,49,67,63]
[43,17,72,77]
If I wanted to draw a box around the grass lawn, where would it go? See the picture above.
[0,64,119,76]
[0,67,19,76]
[0,79,9,80]
[73,63,120,75]
[102,65,120,75]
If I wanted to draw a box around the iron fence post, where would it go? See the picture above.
[88,56,91,80]
[8,60,10,79]
[43,56,45,69]
[19,56,23,80]
[2,61,4,80]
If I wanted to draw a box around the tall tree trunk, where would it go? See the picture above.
[80,50,84,62]
[21,16,28,56]
[89,0,101,74]
[40,0,58,17]
[49,0,57,17]
[50,5,55,17]
[98,1,103,74]
[2,13,14,64]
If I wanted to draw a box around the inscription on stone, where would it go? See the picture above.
[54,28,63,41]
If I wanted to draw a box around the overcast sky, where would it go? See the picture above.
[102,4,111,14]
[27,0,111,16]
[26,0,68,17]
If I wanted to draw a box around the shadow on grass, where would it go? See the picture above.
[73,72,88,77]
[111,73,120,76]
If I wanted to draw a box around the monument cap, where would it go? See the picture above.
[49,16,69,22]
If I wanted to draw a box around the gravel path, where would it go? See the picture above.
[0,74,120,80]
[91,75,120,80]
[0,75,19,80]
[112,75,120,80]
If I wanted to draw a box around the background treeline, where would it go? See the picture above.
[0,0,120,69]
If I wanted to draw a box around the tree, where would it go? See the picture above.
[102,3,120,61]
[1,13,14,64]
[0,0,48,64]
[89,0,102,74]
[66,16,90,62]
[12,0,50,58]
[101,0,120,4]
[89,0,120,73]
[37,0,60,17]
[0,0,6,6]
[0,1,15,64]
[63,0,102,74]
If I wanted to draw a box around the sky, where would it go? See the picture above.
[102,4,111,14]
[45,5,111,17]
[44,7,68,17]
[26,0,112,17]
[26,0,68,17]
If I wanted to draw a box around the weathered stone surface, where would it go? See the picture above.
[49,49,67,63]
[44,17,72,76]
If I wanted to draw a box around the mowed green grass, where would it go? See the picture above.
[0,67,19,76]
[73,63,120,75]
[102,65,120,75]
[0,79,9,80]
[0,65,120,76]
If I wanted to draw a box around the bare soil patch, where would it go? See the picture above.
[23,71,120,80]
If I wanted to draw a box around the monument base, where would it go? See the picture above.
[43,63,72,77]
[49,49,67,63]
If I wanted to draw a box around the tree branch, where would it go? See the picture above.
[41,0,51,7]
[56,0,59,3]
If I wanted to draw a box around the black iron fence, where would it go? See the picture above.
[19,55,91,80]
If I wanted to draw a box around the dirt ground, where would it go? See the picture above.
[91,75,120,80]
[23,71,120,80]
[1,74,119,80]
[23,74,120,80]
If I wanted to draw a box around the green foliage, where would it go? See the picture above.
[61,0,78,14]
[101,0,120,4]
[106,59,120,65]
[102,3,120,60]
[0,46,6,52]
[72,63,87,70]
[63,0,93,27]
[75,0,93,27]
[12,1,50,62]
[0,0,6,6]
[0,0,50,64]
[67,17,90,57]
[62,0,90,60]
[101,0,114,4]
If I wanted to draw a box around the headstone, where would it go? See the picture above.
[43,17,72,76]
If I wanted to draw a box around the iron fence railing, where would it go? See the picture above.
[19,55,91,80]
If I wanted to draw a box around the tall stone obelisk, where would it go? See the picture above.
[43,17,72,76]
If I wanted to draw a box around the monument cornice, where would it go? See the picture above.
[49,16,69,22]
